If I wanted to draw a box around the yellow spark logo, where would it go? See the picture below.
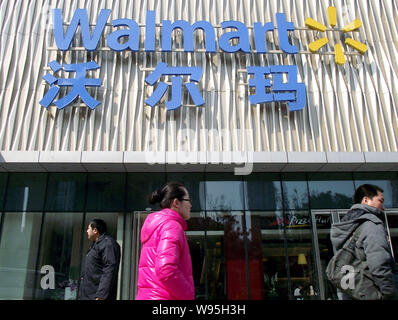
[305,6,367,65]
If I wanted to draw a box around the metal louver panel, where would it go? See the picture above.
[0,0,397,153]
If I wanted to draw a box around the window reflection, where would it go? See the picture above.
[285,211,319,299]
[247,211,285,299]
[386,212,398,263]
[132,211,150,299]
[5,173,47,212]
[0,173,8,210]
[281,174,309,210]
[311,212,337,300]
[35,212,83,300]
[126,173,166,211]
[354,173,398,208]
[86,173,126,212]
[0,212,42,299]
[308,173,355,209]
[204,211,246,299]
[205,174,244,210]
[244,174,282,210]
[0,171,397,301]
[185,212,206,299]
[46,173,86,212]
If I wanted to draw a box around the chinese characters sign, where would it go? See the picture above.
[247,66,306,112]
[41,9,306,111]
[144,63,204,110]
[40,60,101,109]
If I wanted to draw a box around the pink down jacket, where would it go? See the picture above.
[136,208,195,300]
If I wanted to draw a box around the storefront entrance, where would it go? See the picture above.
[128,209,398,300]
[1,172,397,300]
[311,209,398,300]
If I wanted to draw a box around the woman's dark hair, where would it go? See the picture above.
[354,184,383,204]
[89,218,107,235]
[148,181,187,209]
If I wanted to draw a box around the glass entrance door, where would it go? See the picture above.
[130,211,150,299]
[311,210,344,300]
[384,210,398,262]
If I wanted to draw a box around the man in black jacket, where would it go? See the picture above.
[330,184,398,299]
[78,218,121,300]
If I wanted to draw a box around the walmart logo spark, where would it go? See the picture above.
[305,6,367,65]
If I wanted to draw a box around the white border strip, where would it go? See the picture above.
[0,151,396,172]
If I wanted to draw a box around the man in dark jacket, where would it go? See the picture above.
[330,184,398,300]
[78,218,121,300]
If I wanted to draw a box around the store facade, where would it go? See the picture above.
[0,0,397,300]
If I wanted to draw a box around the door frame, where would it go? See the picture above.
[310,209,341,300]
[129,211,151,300]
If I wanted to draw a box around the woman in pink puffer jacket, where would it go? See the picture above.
[136,182,195,300]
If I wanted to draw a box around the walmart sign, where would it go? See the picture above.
[40,9,306,111]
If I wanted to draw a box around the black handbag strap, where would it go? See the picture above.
[341,221,365,250]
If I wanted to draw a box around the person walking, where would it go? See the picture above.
[136,181,195,300]
[330,184,398,300]
[78,218,121,300]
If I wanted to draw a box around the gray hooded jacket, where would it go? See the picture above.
[330,204,398,299]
